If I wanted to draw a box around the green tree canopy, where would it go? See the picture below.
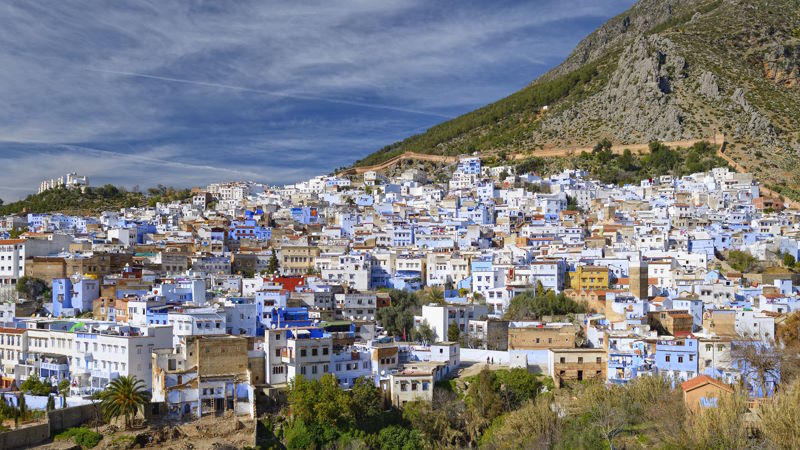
[503,291,586,320]
[99,375,151,429]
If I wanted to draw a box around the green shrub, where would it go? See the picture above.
[54,427,103,449]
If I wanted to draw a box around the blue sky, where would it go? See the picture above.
[0,0,635,201]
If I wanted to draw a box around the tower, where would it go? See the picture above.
[629,260,649,300]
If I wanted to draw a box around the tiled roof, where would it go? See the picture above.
[680,375,733,393]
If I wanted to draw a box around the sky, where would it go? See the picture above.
[0,0,635,201]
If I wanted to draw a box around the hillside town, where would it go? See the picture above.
[1,156,799,446]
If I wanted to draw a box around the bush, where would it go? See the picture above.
[375,425,424,450]
[503,291,586,320]
[54,427,103,449]
[20,376,53,396]
[727,250,759,272]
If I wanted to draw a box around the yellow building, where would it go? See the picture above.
[570,265,610,291]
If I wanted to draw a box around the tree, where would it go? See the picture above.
[447,322,460,342]
[784,252,797,268]
[731,339,781,398]
[46,395,55,411]
[582,382,636,448]
[403,388,467,448]
[375,289,422,338]
[758,378,800,448]
[493,368,544,411]
[266,248,280,275]
[617,148,635,171]
[504,291,586,320]
[349,377,385,433]
[17,394,26,428]
[8,227,27,239]
[420,287,444,305]
[20,375,52,396]
[726,250,759,273]
[682,388,750,449]
[99,375,151,429]
[482,395,562,450]
[375,425,424,450]
[58,379,71,408]
[416,320,435,343]
[15,276,48,301]
[566,194,579,211]
[287,375,353,430]
[464,368,504,440]
[778,311,800,348]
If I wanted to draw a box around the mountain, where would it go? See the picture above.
[354,0,800,198]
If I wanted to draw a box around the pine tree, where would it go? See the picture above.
[267,249,280,275]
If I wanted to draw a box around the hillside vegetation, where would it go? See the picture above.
[0,185,192,215]
[355,57,614,167]
[354,0,800,195]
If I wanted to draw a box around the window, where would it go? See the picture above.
[312,365,317,374]
[577,357,583,364]
[665,355,671,362]
[559,357,565,364]
[678,356,683,363]
[300,349,307,357]
[596,357,602,364]
[312,348,318,356]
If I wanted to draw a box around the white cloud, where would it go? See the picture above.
[0,0,635,200]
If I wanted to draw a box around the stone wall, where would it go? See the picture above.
[47,403,98,432]
[0,403,98,450]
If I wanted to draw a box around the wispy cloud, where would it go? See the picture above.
[0,0,635,201]
[85,68,454,119]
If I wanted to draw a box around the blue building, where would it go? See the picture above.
[52,277,100,316]
[228,219,271,241]
[607,342,652,384]
[290,207,320,225]
[457,157,481,174]
[655,338,698,383]
[265,307,314,329]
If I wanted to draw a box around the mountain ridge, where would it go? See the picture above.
[354,0,800,198]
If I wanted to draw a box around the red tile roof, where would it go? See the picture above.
[681,375,733,393]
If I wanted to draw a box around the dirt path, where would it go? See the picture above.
[510,133,725,159]
[346,133,724,175]
[345,152,460,175]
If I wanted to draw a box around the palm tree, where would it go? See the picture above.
[421,287,445,305]
[99,376,151,429]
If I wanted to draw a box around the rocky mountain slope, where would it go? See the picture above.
[355,0,800,197]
